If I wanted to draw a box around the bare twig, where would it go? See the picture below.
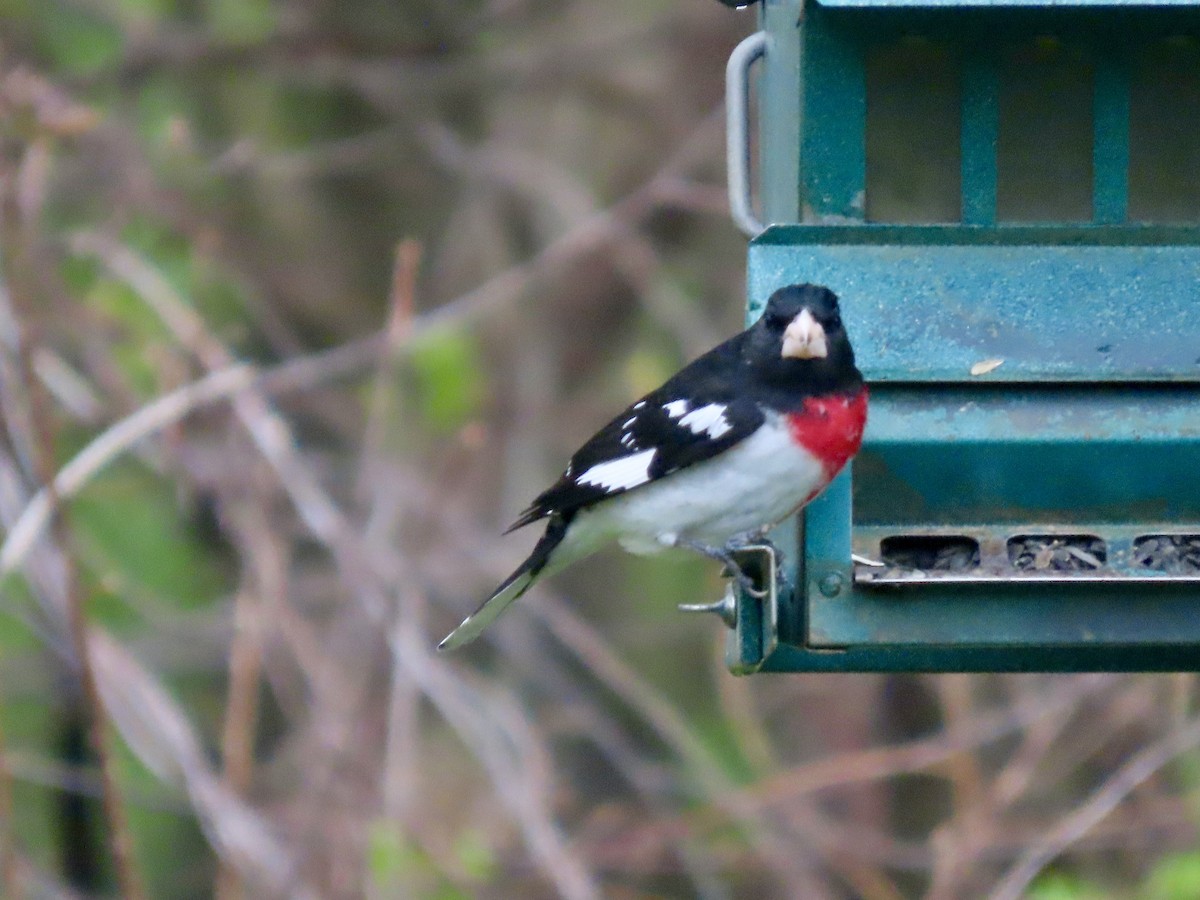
[29,352,147,900]
[713,636,776,776]
[88,631,317,899]
[215,497,284,900]
[375,240,423,833]
[2,151,146,900]
[738,675,1116,811]
[0,328,395,593]
[529,593,834,897]
[72,230,395,621]
[390,615,600,900]
[0,364,257,579]
[926,674,988,900]
[68,227,606,895]
[988,713,1200,900]
[359,238,420,500]
[0,683,24,900]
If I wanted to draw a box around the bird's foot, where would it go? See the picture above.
[675,538,769,599]
[723,529,786,579]
[726,525,774,549]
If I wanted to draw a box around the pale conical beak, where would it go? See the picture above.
[781,308,828,360]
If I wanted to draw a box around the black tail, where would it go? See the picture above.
[437,516,570,651]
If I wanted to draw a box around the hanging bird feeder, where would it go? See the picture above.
[704,0,1200,673]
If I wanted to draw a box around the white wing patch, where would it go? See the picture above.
[576,448,656,492]
[662,399,689,418]
[678,403,732,439]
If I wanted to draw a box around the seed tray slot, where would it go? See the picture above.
[854,530,1200,586]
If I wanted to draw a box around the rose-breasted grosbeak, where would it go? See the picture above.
[438,283,866,651]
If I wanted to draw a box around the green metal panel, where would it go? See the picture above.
[801,4,867,219]
[1093,55,1131,222]
[818,0,1200,6]
[808,577,1200,647]
[750,226,1200,382]
[857,386,1200,521]
[757,644,1200,674]
[961,56,1000,224]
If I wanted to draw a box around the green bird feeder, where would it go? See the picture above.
[706,0,1200,673]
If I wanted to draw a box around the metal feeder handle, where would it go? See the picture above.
[726,31,768,238]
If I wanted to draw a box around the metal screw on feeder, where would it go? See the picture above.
[679,590,738,629]
[818,572,844,599]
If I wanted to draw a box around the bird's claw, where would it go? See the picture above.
[721,539,777,599]
[720,562,769,599]
[675,537,771,598]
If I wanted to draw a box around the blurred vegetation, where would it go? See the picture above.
[0,1,1199,898]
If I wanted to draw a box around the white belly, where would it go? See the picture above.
[566,414,827,556]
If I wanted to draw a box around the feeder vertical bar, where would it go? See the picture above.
[801,4,866,221]
[1093,52,1130,225]
[762,0,804,226]
[802,467,854,646]
[961,55,999,226]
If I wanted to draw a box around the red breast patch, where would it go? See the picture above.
[785,387,869,479]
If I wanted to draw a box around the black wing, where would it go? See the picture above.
[506,340,764,531]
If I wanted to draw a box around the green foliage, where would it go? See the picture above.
[1031,851,1200,900]
[1029,871,1113,900]
[367,821,494,897]
[112,736,213,899]
[366,821,410,886]
[5,700,69,877]
[409,328,486,434]
[620,554,711,624]
[36,11,123,75]
[74,219,253,382]
[135,79,195,150]
[623,343,683,400]
[83,275,172,397]
[208,0,275,45]
[115,0,177,24]
[70,463,230,618]
[452,827,496,882]
[1145,851,1200,900]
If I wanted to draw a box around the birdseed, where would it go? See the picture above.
[880,536,981,572]
[1007,535,1106,572]
[1131,535,1200,574]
